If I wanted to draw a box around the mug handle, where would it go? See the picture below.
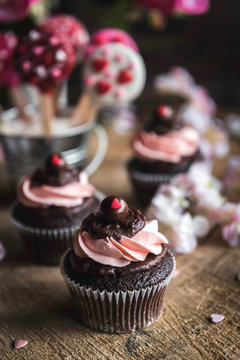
[83,124,108,176]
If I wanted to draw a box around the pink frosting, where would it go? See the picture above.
[73,220,168,267]
[17,172,95,208]
[132,126,200,163]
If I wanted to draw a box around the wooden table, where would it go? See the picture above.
[0,126,240,360]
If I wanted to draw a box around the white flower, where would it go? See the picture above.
[171,213,198,254]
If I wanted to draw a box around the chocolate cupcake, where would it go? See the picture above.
[61,195,175,333]
[127,105,201,207]
[10,154,102,264]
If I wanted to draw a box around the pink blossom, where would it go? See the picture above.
[174,0,210,15]
[222,222,239,248]
[0,0,39,23]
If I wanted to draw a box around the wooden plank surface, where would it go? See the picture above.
[0,126,240,360]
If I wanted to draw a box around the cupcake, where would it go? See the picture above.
[10,153,102,264]
[61,195,175,333]
[127,105,201,207]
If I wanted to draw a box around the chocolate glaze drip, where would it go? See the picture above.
[31,154,79,187]
[145,105,183,135]
[81,195,146,241]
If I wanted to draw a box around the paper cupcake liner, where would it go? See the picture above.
[127,166,172,208]
[60,250,176,333]
[9,191,105,265]
[11,214,79,265]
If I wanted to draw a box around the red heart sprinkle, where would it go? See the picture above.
[96,34,105,45]
[112,36,123,43]
[117,69,133,84]
[92,58,108,72]
[111,198,122,210]
[157,105,172,117]
[51,155,61,165]
[96,80,112,95]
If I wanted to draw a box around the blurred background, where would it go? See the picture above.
[1,0,239,108]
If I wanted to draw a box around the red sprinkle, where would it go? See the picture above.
[13,339,28,349]
[111,198,122,210]
[117,69,133,84]
[92,58,108,72]
[157,105,172,117]
[95,80,112,95]
[51,155,61,165]
[236,273,240,282]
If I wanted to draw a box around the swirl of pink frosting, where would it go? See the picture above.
[73,220,168,267]
[132,126,200,163]
[17,172,95,208]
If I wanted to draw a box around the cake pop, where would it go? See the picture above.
[73,42,146,124]
[0,32,31,122]
[15,26,75,134]
[43,15,89,61]
[85,28,139,57]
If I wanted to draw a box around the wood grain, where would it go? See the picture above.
[0,126,240,360]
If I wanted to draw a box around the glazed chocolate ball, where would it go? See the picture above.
[100,196,129,221]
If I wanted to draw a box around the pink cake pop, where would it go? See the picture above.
[73,43,146,124]
[15,25,75,133]
[84,28,139,57]
[0,32,19,88]
[0,32,31,122]
[42,15,89,61]
[15,26,75,93]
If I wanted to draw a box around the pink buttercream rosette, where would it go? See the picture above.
[17,172,94,208]
[74,219,168,267]
[132,126,200,163]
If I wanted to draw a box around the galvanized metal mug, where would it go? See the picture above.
[0,108,108,185]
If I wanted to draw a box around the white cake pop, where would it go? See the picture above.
[73,43,146,123]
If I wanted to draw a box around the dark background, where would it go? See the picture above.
[1,0,239,107]
[56,0,240,106]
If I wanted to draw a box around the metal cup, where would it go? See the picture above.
[0,108,108,185]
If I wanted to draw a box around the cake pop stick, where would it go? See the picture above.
[0,32,31,122]
[73,43,146,124]
[15,26,75,135]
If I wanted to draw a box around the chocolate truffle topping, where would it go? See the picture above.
[30,153,79,187]
[146,105,183,135]
[82,195,146,241]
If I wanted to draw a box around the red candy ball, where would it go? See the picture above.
[15,26,75,93]
[42,15,89,60]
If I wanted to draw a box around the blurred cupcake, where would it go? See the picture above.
[127,105,201,207]
[10,154,102,264]
[61,195,175,333]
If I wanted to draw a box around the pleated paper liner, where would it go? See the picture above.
[61,249,176,333]
[127,161,172,208]
[9,190,105,265]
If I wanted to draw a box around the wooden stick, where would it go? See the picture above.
[9,86,32,123]
[39,92,54,135]
[85,105,99,124]
[72,93,91,125]
[54,82,68,114]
